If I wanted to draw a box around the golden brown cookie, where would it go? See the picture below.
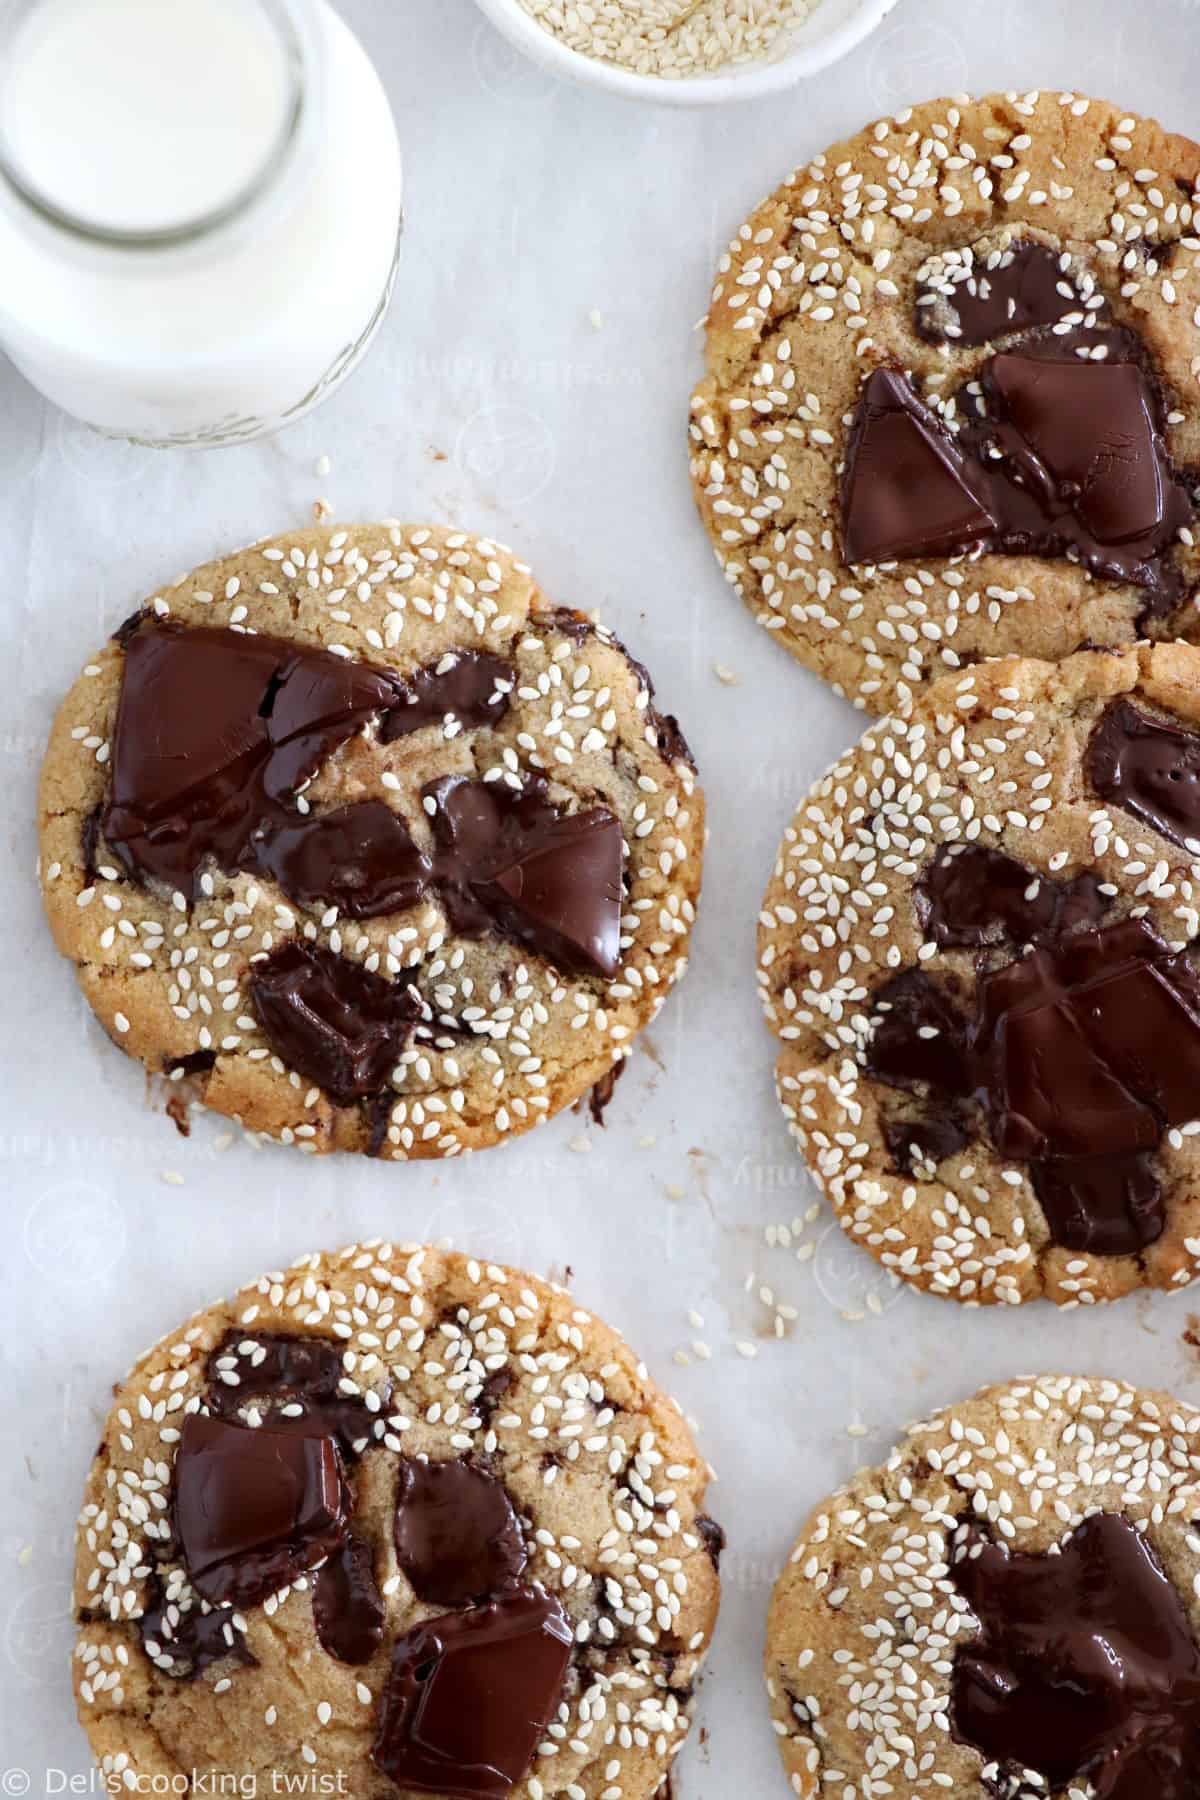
[690,91,1200,714]
[39,523,704,1158]
[73,1241,722,1798]
[766,1375,1200,1799]
[759,641,1200,1306]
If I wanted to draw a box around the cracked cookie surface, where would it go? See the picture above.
[72,1241,721,1799]
[758,641,1200,1306]
[689,91,1200,714]
[38,523,703,1159]
[766,1375,1200,1800]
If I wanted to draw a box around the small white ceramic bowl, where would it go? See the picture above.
[471,0,901,105]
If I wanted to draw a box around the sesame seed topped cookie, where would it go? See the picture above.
[758,641,1200,1307]
[38,523,703,1159]
[689,92,1200,714]
[765,1375,1200,1800]
[72,1241,722,1799]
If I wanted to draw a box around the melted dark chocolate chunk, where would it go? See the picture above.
[206,1329,383,1459]
[872,849,1200,1252]
[587,1060,625,1126]
[951,1514,1200,1800]
[969,333,1191,605]
[694,1516,725,1569]
[255,800,432,918]
[102,622,396,899]
[884,1109,969,1175]
[841,370,998,565]
[247,940,424,1105]
[172,1412,349,1609]
[916,240,1080,346]
[865,969,971,1096]
[427,777,624,978]
[372,1586,573,1800]
[312,1534,385,1666]
[393,1459,527,1607]
[166,1049,217,1079]
[138,1572,255,1680]
[80,806,102,885]
[102,621,511,900]
[111,606,151,648]
[144,1332,395,1687]
[260,777,623,973]
[1030,1153,1162,1256]
[975,916,1200,1164]
[1088,699,1200,850]
[919,843,1107,948]
[103,621,626,991]
[379,652,512,743]
[842,330,1192,614]
[474,1368,513,1424]
[648,708,694,768]
[246,780,625,1102]
[365,1088,395,1159]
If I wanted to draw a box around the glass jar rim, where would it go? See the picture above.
[0,0,310,250]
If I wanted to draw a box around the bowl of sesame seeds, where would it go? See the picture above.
[471,0,902,104]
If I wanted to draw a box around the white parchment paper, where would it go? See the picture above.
[1,0,1199,1788]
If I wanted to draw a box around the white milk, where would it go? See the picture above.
[1,0,298,237]
[0,0,403,444]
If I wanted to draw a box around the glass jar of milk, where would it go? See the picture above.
[0,0,403,445]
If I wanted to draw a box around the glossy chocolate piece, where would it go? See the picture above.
[260,776,626,976]
[1030,1152,1162,1256]
[975,917,1200,1163]
[312,1534,385,1666]
[103,621,627,987]
[206,1330,383,1460]
[988,349,1165,547]
[428,777,624,978]
[166,1049,218,1079]
[951,1513,1200,1799]
[695,1515,726,1569]
[172,1412,348,1609]
[841,333,1191,613]
[247,941,423,1105]
[379,652,512,742]
[102,623,396,898]
[393,1459,527,1607]
[841,369,997,565]
[587,1060,625,1126]
[372,1586,573,1799]
[138,1574,254,1680]
[865,969,971,1096]
[884,1109,969,1174]
[919,843,1106,949]
[80,806,102,884]
[870,849,1200,1253]
[1088,699,1200,850]
[255,800,432,919]
[916,239,1081,346]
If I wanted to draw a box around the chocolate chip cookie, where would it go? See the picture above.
[758,640,1200,1306]
[73,1242,722,1798]
[766,1375,1200,1800]
[38,524,703,1157]
[690,92,1200,713]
